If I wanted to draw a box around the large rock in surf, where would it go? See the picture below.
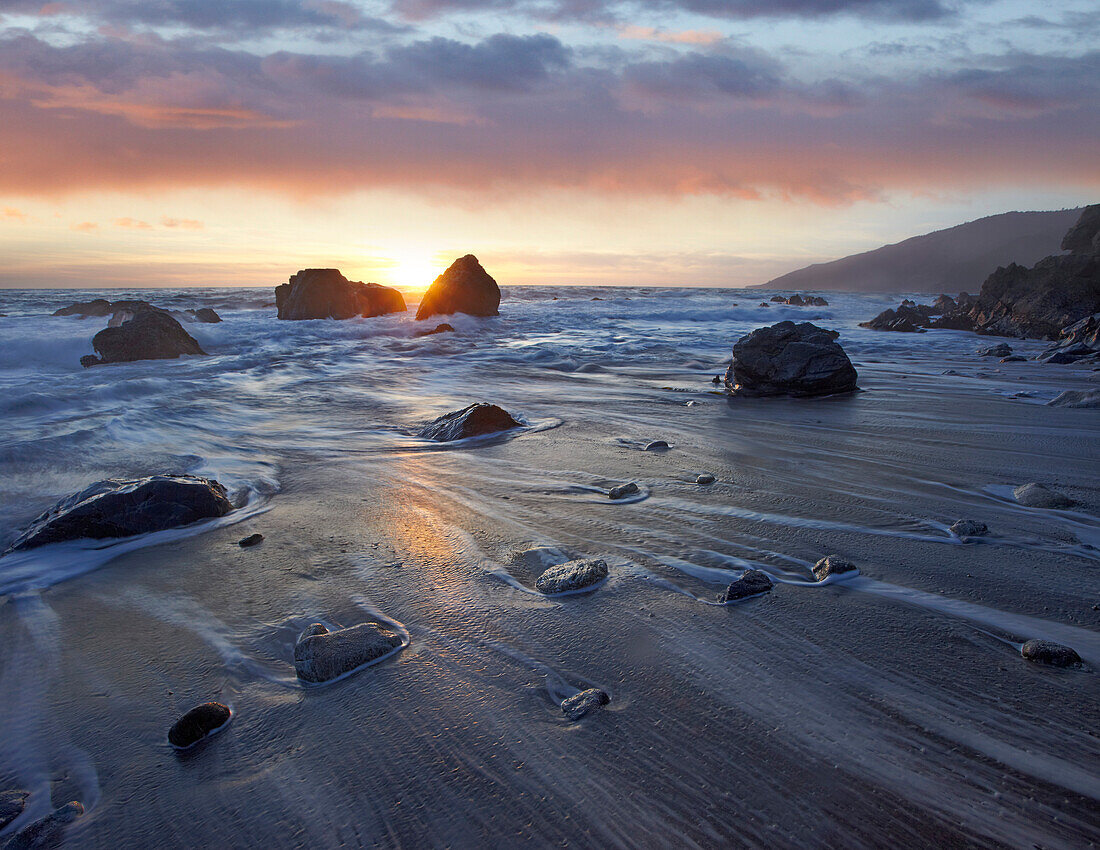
[53,298,158,317]
[168,702,232,749]
[0,791,27,830]
[859,304,928,333]
[535,558,608,594]
[415,255,500,320]
[188,308,222,324]
[6,474,233,552]
[561,688,610,720]
[293,622,403,684]
[718,569,773,603]
[81,309,205,367]
[275,269,406,320]
[1013,482,1075,509]
[418,403,521,441]
[3,801,83,849]
[1020,639,1081,667]
[725,321,858,397]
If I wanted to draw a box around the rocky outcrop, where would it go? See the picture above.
[6,474,233,552]
[0,791,27,830]
[1060,204,1100,254]
[293,622,403,683]
[725,321,858,397]
[81,309,206,367]
[275,269,406,320]
[1039,313,1100,364]
[812,555,857,581]
[3,801,83,849]
[168,702,232,749]
[1021,639,1081,667]
[416,255,500,320]
[859,304,929,332]
[561,688,610,720]
[417,403,521,441]
[1013,483,1075,509]
[718,569,773,602]
[535,558,608,594]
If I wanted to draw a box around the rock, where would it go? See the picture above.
[415,323,455,337]
[3,802,83,849]
[0,791,27,830]
[1040,313,1100,363]
[758,302,770,308]
[1000,356,1027,363]
[859,304,930,333]
[931,294,956,314]
[535,558,608,594]
[1021,639,1081,667]
[82,309,206,366]
[238,533,264,547]
[416,254,500,320]
[725,321,858,398]
[978,343,1013,357]
[417,403,521,441]
[696,473,715,485]
[812,554,857,581]
[561,688,610,720]
[770,295,785,303]
[78,354,100,368]
[608,482,639,500]
[718,569,773,602]
[950,519,988,537]
[275,269,406,320]
[1013,483,1075,509]
[644,440,670,451]
[711,375,721,384]
[7,474,233,552]
[190,307,222,323]
[1060,203,1100,254]
[53,298,114,317]
[786,294,806,306]
[168,702,232,749]
[806,295,829,306]
[1048,389,1100,408]
[294,622,403,683]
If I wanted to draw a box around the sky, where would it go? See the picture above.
[0,0,1096,289]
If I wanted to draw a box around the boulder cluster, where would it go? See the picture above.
[769,294,829,306]
[275,269,406,320]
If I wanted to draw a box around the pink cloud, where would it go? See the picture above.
[70,221,98,232]
[113,217,152,229]
[1,207,27,220]
[161,217,204,229]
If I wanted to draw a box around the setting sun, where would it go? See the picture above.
[384,254,440,291]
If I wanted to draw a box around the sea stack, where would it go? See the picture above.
[275,269,406,320]
[416,255,501,320]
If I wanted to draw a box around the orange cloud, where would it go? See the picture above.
[113,217,152,229]
[70,221,98,232]
[161,217,204,229]
[617,25,724,45]
[2,207,27,220]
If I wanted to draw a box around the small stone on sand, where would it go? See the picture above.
[1021,639,1081,667]
[696,473,715,485]
[608,482,639,500]
[812,555,858,581]
[644,440,670,451]
[950,520,989,537]
[561,688,610,720]
[1013,483,1075,509]
[718,569,773,603]
[238,533,263,547]
[168,702,232,749]
[535,558,608,594]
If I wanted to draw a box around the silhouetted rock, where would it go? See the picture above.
[3,802,83,849]
[978,343,1013,357]
[7,474,232,552]
[1060,203,1100,254]
[860,303,931,332]
[82,309,205,367]
[950,519,988,537]
[718,569,773,602]
[190,307,222,323]
[561,688,609,720]
[786,294,805,306]
[1021,639,1081,667]
[1048,389,1100,408]
[416,254,500,320]
[770,295,785,303]
[535,558,608,594]
[418,403,521,441]
[812,555,857,581]
[1013,483,1075,509]
[0,791,27,830]
[806,295,829,306]
[293,622,403,683]
[53,298,114,317]
[275,269,406,320]
[168,702,232,749]
[725,321,858,397]
[608,482,639,500]
[238,533,264,547]
[415,323,455,337]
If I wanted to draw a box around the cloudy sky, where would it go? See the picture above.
[0,0,1096,288]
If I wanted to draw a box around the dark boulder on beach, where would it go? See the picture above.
[561,688,610,721]
[168,702,232,749]
[81,309,206,367]
[6,474,233,552]
[293,622,403,684]
[978,343,1013,357]
[718,569,773,602]
[415,323,455,337]
[812,555,857,581]
[416,254,500,320]
[275,269,406,320]
[535,558,608,594]
[238,533,264,547]
[1013,482,1075,509]
[725,321,858,397]
[1021,639,1081,667]
[418,403,521,441]
[0,791,27,830]
[3,801,83,849]
[950,519,988,537]
[608,482,639,500]
[696,473,715,485]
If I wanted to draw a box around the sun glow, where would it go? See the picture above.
[385,253,441,291]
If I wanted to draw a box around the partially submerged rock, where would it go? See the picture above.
[275,269,406,320]
[415,323,455,337]
[561,688,610,721]
[1048,389,1100,409]
[6,474,233,552]
[189,307,222,323]
[608,482,639,500]
[1013,483,1075,509]
[416,254,500,320]
[718,569,773,602]
[238,533,264,547]
[725,321,858,397]
[293,622,403,684]
[978,343,1013,357]
[3,802,83,849]
[535,558,608,594]
[1021,639,1081,668]
[418,403,521,441]
[950,519,989,537]
[168,702,232,749]
[0,791,27,830]
[812,555,857,581]
[82,309,206,367]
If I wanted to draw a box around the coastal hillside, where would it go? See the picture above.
[764,208,1083,293]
